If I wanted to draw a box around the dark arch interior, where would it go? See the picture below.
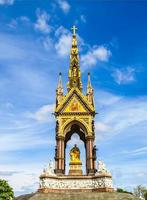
[64,123,87,148]
[64,121,87,175]
[65,133,86,175]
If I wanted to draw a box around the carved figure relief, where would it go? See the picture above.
[71,100,79,112]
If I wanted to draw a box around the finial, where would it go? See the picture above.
[87,72,93,90]
[56,72,63,105]
[57,72,63,88]
[88,72,91,84]
[71,25,77,35]
[87,72,94,104]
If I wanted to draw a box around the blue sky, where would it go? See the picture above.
[0,0,147,196]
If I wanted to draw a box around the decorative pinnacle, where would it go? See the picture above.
[88,72,91,85]
[58,72,63,88]
[71,25,77,35]
[87,72,92,89]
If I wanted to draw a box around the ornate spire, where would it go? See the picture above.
[87,72,94,105]
[56,72,63,106]
[67,25,82,91]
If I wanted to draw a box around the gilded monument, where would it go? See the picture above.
[39,26,113,193]
[54,25,96,175]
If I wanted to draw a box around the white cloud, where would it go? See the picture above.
[95,122,110,132]
[93,46,111,61]
[34,9,51,34]
[81,46,111,68]
[7,16,30,29]
[55,26,72,56]
[94,92,147,142]
[80,15,86,23]
[112,67,136,84]
[26,104,55,123]
[109,161,147,191]
[19,16,30,23]
[55,26,85,57]
[132,146,147,155]
[122,146,147,156]
[54,26,110,66]
[57,0,70,13]
[0,164,42,196]
[95,90,122,107]
[55,33,72,56]
[42,36,53,50]
[55,25,69,37]
[10,172,38,193]
[7,19,17,29]
[0,171,19,176]
[0,128,50,152]
[0,0,14,5]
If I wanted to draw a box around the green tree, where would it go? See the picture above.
[144,191,147,200]
[117,188,124,193]
[133,185,147,199]
[0,179,14,200]
[117,188,132,194]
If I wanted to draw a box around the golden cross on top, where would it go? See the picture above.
[71,25,77,35]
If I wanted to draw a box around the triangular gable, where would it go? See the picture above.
[62,94,88,113]
[55,88,95,113]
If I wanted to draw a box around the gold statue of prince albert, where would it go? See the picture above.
[70,144,81,163]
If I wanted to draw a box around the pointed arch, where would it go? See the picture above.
[63,119,88,146]
[61,118,90,142]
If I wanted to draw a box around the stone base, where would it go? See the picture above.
[15,192,140,200]
[39,173,113,193]
[54,169,64,175]
[69,161,83,176]
[39,188,113,193]
[68,169,83,176]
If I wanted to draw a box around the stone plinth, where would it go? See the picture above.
[69,161,83,176]
[39,173,113,193]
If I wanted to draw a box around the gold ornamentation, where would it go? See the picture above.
[62,118,69,124]
[63,96,87,113]
[81,118,89,124]
[55,26,95,139]
[70,145,81,163]
[67,26,82,91]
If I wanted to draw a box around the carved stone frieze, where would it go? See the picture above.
[39,176,113,190]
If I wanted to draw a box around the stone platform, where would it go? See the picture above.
[15,192,140,200]
[39,173,113,193]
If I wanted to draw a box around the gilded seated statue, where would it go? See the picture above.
[70,144,81,163]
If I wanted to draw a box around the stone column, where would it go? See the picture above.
[86,140,89,174]
[54,145,58,171]
[93,145,97,173]
[86,136,95,175]
[61,138,65,173]
[54,136,65,175]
